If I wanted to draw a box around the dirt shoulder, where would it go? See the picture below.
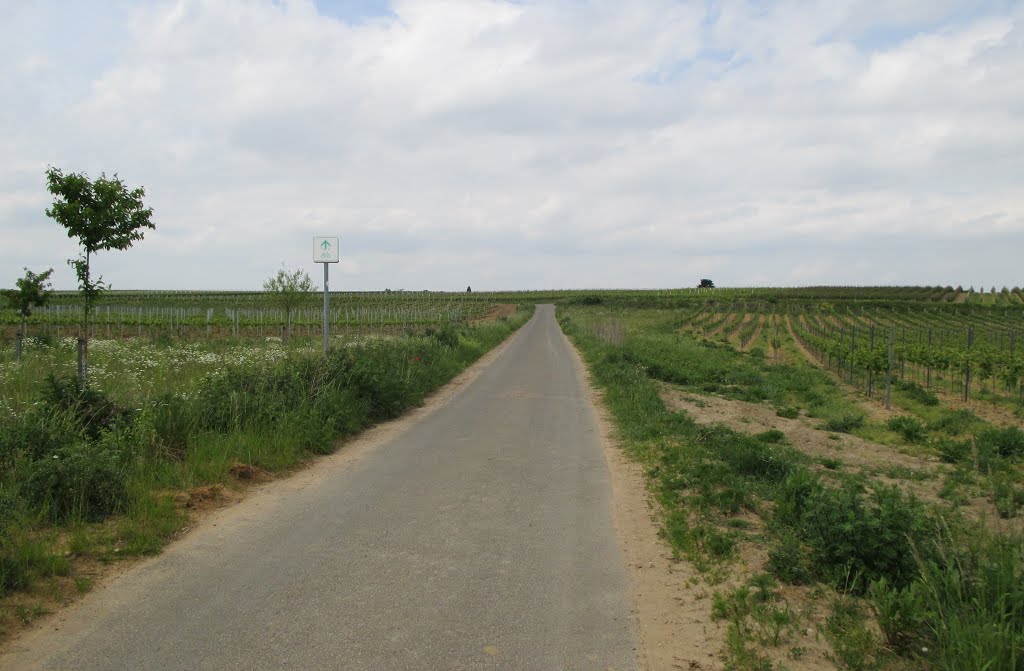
[567,340,727,671]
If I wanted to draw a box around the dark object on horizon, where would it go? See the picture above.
[699,279,715,288]
[467,286,472,293]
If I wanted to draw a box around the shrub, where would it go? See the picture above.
[935,438,972,464]
[755,429,786,444]
[39,373,134,439]
[873,532,1024,671]
[824,413,865,433]
[887,416,927,443]
[895,380,940,406]
[976,426,1024,460]
[427,326,460,349]
[776,406,800,419]
[772,469,935,591]
[929,409,979,436]
[23,443,129,523]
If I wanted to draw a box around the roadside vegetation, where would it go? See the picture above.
[560,303,1023,671]
[0,307,531,638]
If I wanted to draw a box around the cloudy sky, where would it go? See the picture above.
[2,0,1022,291]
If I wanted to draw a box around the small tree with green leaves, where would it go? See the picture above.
[2,267,54,362]
[263,267,316,343]
[2,267,54,335]
[45,167,155,381]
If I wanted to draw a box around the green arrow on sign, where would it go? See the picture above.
[321,240,331,250]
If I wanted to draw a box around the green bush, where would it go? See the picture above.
[887,415,927,443]
[895,380,940,406]
[824,413,865,433]
[426,325,460,349]
[935,438,972,464]
[771,469,935,592]
[0,406,84,474]
[23,443,129,523]
[776,406,800,419]
[873,533,1024,671]
[40,373,134,440]
[976,426,1024,460]
[929,409,980,436]
[755,429,786,444]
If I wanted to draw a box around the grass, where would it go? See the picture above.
[559,304,1024,671]
[0,308,532,611]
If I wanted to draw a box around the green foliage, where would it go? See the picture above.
[775,406,799,419]
[40,373,135,440]
[935,438,972,464]
[44,167,155,380]
[23,443,129,523]
[771,469,936,592]
[1,267,54,329]
[894,380,939,406]
[261,266,316,341]
[872,532,1024,671]
[824,596,884,671]
[824,413,865,433]
[886,415,927,443]
[929,409,980,436]
[976,426,1024,460]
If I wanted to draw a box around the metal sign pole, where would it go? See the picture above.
[313,236,340,356]
[323,262,329,355]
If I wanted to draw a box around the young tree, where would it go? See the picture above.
[2,267,54,361]
[45,167,155,382]
[263,267,316,343]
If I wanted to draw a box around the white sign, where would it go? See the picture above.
[314,237,340,263]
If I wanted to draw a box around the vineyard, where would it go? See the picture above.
[677,298,1024,412]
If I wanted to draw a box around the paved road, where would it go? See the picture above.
[7,305,637,670]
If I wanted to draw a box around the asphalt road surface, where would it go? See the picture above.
[6,305,637,670]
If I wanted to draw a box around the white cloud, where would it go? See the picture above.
[1,0,1022,291]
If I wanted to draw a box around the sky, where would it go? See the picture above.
[1,0,1022,292]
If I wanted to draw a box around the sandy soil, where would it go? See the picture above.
[471,303,518,323]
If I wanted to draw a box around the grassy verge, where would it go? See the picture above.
[0,307,533,636]
[559,305,1023,671]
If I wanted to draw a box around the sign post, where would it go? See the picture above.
[314,237,340,354]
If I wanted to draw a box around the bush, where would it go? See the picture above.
[935,438,972,464]
[929,409,979,436]
[772,469,935,591]
[39,373,134,440]
[427,326,460,349]
[887,416,927,443]
[0,407,83,474]
[976,426,1024,460]
[824,413,865,433]
[23,443,129,523]
[755,429,786,444]
[776,406,799,419]
[895,380,940,406]
[873,533,1024,671]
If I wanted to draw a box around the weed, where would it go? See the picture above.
[886,416,927,443]
[929,409,980,436]
[23,443,129,523]
[756,429,787,444]
[824,596,883,671]
[824,414,865,433]
[13,603,50,625]
[935,438,971,464]
[894,380,939,406]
